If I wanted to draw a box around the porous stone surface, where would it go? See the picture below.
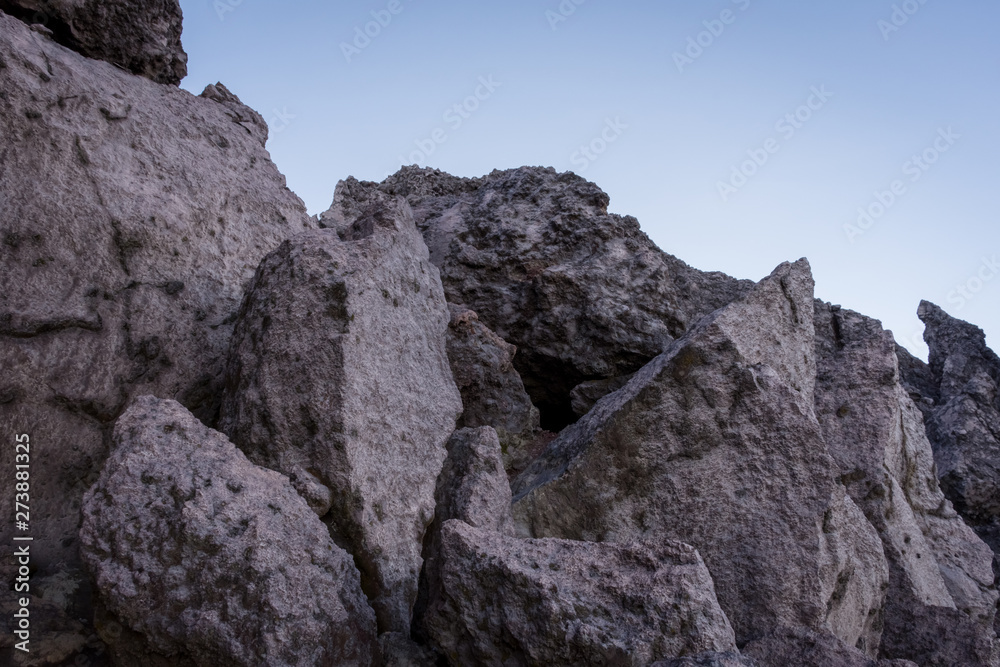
[0,0,187,84]
[219,191,462,634]
[741,628,919,667]
[512,260,888,648]
[652,653,757,667]
[377,632,438,667]
[79,396,377,666]
[0,8,312,645]
[424,520,737,667]
[814,302,999,665]
[326,167,753,429]
[445,304,542,473]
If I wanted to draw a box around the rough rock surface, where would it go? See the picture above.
[424,520,737,666]
[912,302,1000,568]
[79,396,377,666]
[512,260,888,648]
[326,167,753,430]
[0,0,187,84]
[0,10,312,652]
[445,304,542,473]
[377,632,438,667]
[652,653,757,667]
[814,302,999,665]
[219,192,462,633]
[741,628,918,667]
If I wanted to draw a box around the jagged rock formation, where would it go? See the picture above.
[219,191,462,634]
[0,0,187,83]
[445,304,543,474]
[741,628,919,667]
[0,7,312,655]
[814,302,999,665]
[79,397,377,666]
[511,260,888,651]
[424,520,738,666]
[652,654,757,667]
[326,168,753,430]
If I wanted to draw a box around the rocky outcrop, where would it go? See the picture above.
[652,653,757,667]
[327,168,752,430]
[0,0,187,84]
[219,191,462,634]
[445,304,543,474]
[814,302,999,665]
[741,628,919,667]
[0,8,312,654]
[512,260,888,650]
[79,397,377,666]
[424,519,738,666]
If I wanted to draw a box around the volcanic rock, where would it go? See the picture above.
[0,0,187,84]
[79,396,377,666]
[424,519,738,666]
[511,260,888,648]
[0,8,312,645]
[741,627,919,667]
[328,167,753,430]
[814,302,999,664]
[219,191,462,633]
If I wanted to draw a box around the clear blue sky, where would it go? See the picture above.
[178,0,1000,359]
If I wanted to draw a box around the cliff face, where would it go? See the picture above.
[2,3,999,667]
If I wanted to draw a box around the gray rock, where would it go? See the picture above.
[79,396,377,666]
[0,0,187,84]
[569,374,635,418]
[377,632,438,667]
[0,10,312,652]
[446,304,543,474]
[424,519,738,666]
[219,191,462,634]
[742,627,918,667]
[815,302,999,664]
[329,167,752,430]
[512,260,888,648]
[651,652,756,667]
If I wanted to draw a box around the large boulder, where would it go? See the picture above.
[424,519,738,666]
[512,260,888,649]
[326,167,752,430]
[741,628,919,667]
[0,0,187,84]
[79,396,377,666]
[815,302,999,665]
[219,191,462,633]
[446,304,543,474]
[0,9,312,655]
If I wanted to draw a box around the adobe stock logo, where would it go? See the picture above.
[570,118,628,173]
[947,255,1000,311]
[340,0,411,63]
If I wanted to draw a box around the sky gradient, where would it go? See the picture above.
[177,0,1000,359]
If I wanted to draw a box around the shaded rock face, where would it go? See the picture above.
[79,397,377,666]
[911,302,1000,564]
[219,193,462,634]
[0,6,312,634]
[512,260,888,648]
[652,653,757,667]
[814,302,999,665]
[0,0,187,84]
[424,520,738,667]
[741,627,919,667]
[328,167,752,430]
[445,304,542,474]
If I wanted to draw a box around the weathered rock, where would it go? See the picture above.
[79,396,377,666]
[327,167,753,430]
[377,632,438,667]
[219,192,462,633]
[570,374,634,418]
[424,519,738,666]
[652,653,756,667]
[742,627,918,667]
[815,302,999,664]
[446,304,542,474]
[0,11,312,656]
[512,260,888,648]
[0,0,187,84]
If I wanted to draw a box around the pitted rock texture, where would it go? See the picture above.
[79,397,377,666]
[424,520,737,667]
[741,628,919,667]
[913,302,1000,565]
[219,191,462,634]
[445,304,542,473]
[0,7,312,618]
[815,301,999,665]
[0,0,187,84]
[652,653,757,667]
[512,260,888,648]
[325,167,753,430]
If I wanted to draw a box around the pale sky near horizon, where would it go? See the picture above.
[177,0,1000,360]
